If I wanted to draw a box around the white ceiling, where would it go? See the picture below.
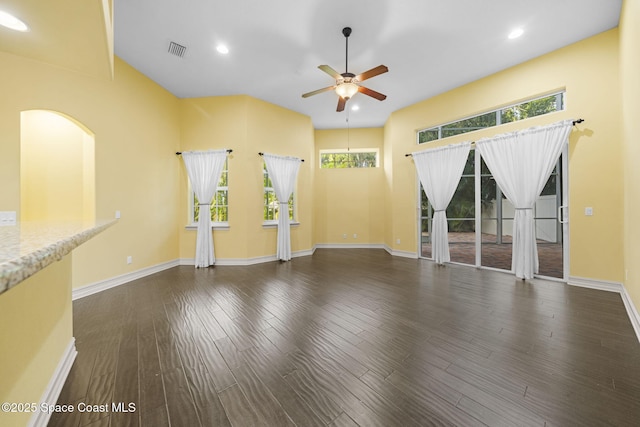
[114,0,622,129]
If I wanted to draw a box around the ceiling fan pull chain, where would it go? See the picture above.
[346,113,350,152]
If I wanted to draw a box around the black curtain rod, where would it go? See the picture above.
[258,152,305,162]
[405,118,585,157]
[175,149,233,155]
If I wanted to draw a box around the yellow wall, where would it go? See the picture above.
[0,255,73,427]
[20,110,95,222]
[384,29,624,282]
[0,51,181,419]
[621,1,640,310]
[178,96,315,261]
[314,128,385,245]
[0,54,182,288]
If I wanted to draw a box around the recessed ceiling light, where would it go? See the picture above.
[216,45,229,54]
[508,28,524,39]
[0,10,29,32]
[351,105,360,111]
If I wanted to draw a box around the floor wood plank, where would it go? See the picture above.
[51,249,640,426]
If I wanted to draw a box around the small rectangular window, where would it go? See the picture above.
[319,149,379,169]
[442,111,496,139]
[500,93,564,124]
[418,91,565,144]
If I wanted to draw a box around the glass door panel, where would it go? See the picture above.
[420,150,476,264]
[480,160,515,271]
[534,162,563,278]
[446,173,475,264]
[479,158,563,278]
[420,192,432,258]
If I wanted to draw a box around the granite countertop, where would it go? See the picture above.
[0,219,117,294]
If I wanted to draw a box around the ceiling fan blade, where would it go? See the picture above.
[318,65,341,79]
[358,86,387,101]
[355,65,389,82]
[336,97,346,112]
[302,85,336,98]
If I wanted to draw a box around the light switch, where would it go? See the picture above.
[0,211,17,226]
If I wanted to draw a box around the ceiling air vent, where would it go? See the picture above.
[168,41,187,58]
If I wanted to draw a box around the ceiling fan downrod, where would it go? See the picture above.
[343,27,352,75]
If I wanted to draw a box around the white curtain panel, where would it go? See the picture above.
[476,119,573,279]
[263,153,302,261]
[181,150,228,268]
[412,141,471,264]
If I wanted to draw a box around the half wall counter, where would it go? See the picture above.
[0,219,116,427]
[0,219,116,294]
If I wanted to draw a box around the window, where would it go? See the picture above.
[190,158,228,225]
[418,91,565,144]
[320,148,379,168]
[263,162,294,222]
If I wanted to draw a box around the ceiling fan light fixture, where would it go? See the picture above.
[335,82,358,100]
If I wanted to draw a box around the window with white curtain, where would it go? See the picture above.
[263,161,294,224]
[189,158,228,226]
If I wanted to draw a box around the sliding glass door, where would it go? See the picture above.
[419,147,568,280]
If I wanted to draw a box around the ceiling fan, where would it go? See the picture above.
[302,27,388,112]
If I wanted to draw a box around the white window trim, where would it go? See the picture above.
[262,220,300,228]
[185,223,231,230]
[187,182,229,227]
[262,192,297,226]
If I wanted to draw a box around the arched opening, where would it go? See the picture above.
[20,110,95,222]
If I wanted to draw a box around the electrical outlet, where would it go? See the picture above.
[0,211,17,226]
[342,234,347,239]
[115,210,121,219]
[396,238,401,244]
[353,233,357,239]
[127,256,133,264]
[585,207,593,216]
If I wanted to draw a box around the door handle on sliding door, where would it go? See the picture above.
[558,205,568,224]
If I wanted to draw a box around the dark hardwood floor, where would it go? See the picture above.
[49,249,640,426]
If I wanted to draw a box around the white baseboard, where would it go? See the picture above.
[73,259,179,300]
[568,276,623,293]
[28,338,77,427]
[383,244,419,259]
[179,248,316,267]
[314,243,385,250]
[620,285,640,343]
[569,276,640,343]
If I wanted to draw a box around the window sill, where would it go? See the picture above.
[185,223,230,230]
[262,221,300,229]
